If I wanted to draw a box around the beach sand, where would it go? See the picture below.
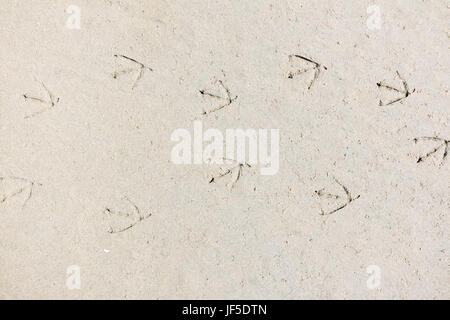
[0,0,448,299]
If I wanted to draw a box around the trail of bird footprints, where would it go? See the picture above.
[14,50,445,225]
[104,196,152,233]
[0,176,41,209]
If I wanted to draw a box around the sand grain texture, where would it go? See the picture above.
[0,0,448,299]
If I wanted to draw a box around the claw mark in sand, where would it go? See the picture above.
[377,71,415,106]
[315,176,360,216]
[113,54,153,89]
[208,158,251,189]
[104,196,151,233]
[287,54,327,89]
[22,78,59,119]
[414,136,449,166]
[0,176,41,208]
[199,70,238,115]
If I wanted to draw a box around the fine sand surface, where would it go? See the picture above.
[0,0,448,299]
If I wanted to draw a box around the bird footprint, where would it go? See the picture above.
[104,196,152,233]
[315,176,360,216]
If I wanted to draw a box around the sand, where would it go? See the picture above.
[0,0,448,299]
